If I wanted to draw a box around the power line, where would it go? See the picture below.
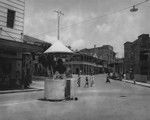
[49,7,130,35]
[134,0,149,6]
[60,6,131,32]
[51,0,149,34]
[27,0,149,38]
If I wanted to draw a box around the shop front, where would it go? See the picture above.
[0,57,17,89]
[0,38,44,90]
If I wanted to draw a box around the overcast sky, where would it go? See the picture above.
[24,0,150,58]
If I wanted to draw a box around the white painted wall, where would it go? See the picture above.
[0,0,25,42]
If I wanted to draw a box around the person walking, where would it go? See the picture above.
[119,73,122,81]
[84,76,89,87]
[90,73,95,87]
[130,70,135,84]
[106,73,111,83]
[77,74,81,87]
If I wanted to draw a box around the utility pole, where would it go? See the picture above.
[54,10,64,40]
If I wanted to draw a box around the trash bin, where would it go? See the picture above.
[65,79,71,100]
[65,78,76,100]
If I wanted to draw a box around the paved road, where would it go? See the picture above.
[0,74,150,120]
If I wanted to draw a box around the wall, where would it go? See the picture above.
[80,45,116,64]
[134,74,147,82]
[124,42,133,73]
[124,34,150,82]
[0,0,25,42]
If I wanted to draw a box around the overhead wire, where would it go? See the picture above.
[50,0,149,34]
[29,0,149,37]
[49,6,131,34]
[60,6,131,31]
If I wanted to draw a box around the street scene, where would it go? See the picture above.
[1,75,150,120]
[1,0,150,119]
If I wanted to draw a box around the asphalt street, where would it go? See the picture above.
[0,74,150,120]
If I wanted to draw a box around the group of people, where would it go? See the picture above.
[77,74,95,88]
[76,71,112,87]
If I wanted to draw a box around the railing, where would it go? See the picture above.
[65,61,103,68]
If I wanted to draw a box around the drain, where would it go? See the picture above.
[120,95,126,97]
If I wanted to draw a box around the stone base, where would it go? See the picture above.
[44,79,65,100]
[44,78,76,100]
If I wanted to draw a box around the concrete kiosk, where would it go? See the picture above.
[44,78,75,101]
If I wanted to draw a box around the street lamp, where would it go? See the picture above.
[130,0,149,12]
[130,5,138,12]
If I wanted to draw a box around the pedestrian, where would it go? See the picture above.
[123,73,126,80]
[119,73,122,81]
[90,73,95,87]
[133,79,136,84]
[106,73,111,83]
[84,76,89,87]
[77,74,81,87]
[130,70,135,84]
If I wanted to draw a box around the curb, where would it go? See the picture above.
[0,88,44,94]
[123,80,150,88]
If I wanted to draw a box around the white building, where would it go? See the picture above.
[0,0,25,42]
[0,0,45,89]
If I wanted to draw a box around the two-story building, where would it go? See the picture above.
[0,0,49,90]
[80,45,116,73]
[65,51,105,75]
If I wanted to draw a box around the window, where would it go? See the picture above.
[140,51,148,61]
[7,9,16,29]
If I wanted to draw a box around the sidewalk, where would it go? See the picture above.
[0,81,44,94]
[122,79,150,88]
[0,88,43,94]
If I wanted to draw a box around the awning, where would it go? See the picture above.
[0,38,44,53]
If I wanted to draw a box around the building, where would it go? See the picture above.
[0,0,49,89]
[80,45,116,72]
[124,34,150,82]
[114,58,124,74]
[0,0,25,42]
[23,35,51,76]
[65,52,105,75]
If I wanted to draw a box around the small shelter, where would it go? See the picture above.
[43,40,76,101]
[44,40,72,54]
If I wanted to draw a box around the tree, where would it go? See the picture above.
[39,54,56,77]
[55,58,66,74]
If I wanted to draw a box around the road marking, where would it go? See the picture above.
[0,100,37,107]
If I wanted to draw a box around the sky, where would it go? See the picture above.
[24,0,150,58]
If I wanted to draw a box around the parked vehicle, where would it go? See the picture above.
[109,73,122,81]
